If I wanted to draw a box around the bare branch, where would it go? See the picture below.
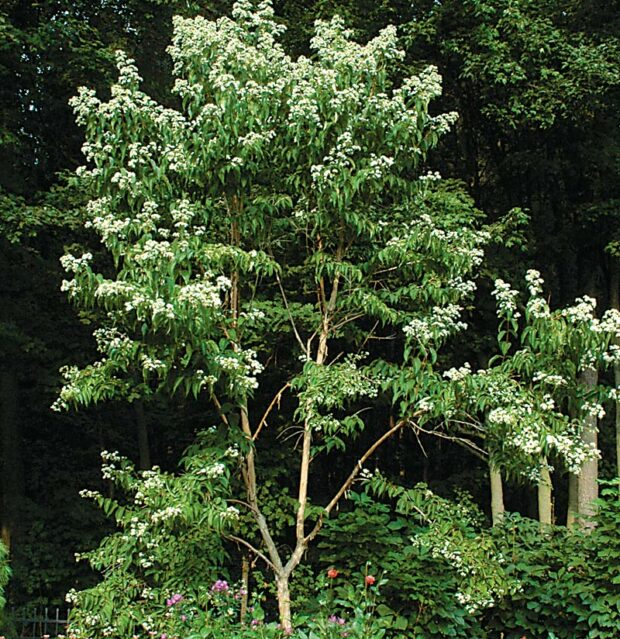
[412,423,488,461]
[304,416,411,545]
[225,535,276,571]
[212,393,230,427]
[331,312,365,332]
[253,383,291,441]
[275,270,308,355]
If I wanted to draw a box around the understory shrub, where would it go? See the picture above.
[66,446,620,639]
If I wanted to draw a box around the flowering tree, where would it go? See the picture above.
[57,0,492,630]
[437,270,620,525]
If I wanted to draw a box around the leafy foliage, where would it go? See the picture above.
[0,540,9,610]
[66,440,234,638]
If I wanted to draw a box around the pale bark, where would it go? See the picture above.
[567,473,579,528]
[489,464,505,526]
[538,463,553,526]
[609,262,620,479]
[577,367,599,530]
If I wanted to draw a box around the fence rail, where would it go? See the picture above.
[10,607,70,639]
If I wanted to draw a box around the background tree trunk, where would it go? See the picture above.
[577,367,599,529]
[134,400,151,470]
[609,261,620,479]
[538,463,553,525]
[489,463,505,525]
[567,473,579,527]
[1,369,24,552]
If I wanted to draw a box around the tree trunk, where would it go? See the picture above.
[615,362,620,481]
[240,553,250,624]
[134,400,151,470]
[538,463,553,526]
[567,473,579,527]
[489,463,505,525]
[577,367,599,529]
[609,261,620,479]
[1,369,23,551]
[276,574,292,632]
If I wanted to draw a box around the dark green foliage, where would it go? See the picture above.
[489,480,620,638]
[319,481,620,638]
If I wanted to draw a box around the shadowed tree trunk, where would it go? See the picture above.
[1,369,23,551]
[567,472,579,527]
[134,400,151,470]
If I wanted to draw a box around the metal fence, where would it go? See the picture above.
[10,607,69,639]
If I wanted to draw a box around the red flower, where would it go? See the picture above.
[327,568,339,579]
[365,575,376,586]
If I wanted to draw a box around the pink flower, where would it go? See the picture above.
[327,568,339,579]
[166,593,184,606]
[365,575,376,586]
[211,579,229,592]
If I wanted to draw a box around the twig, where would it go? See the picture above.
[304,417,410,545]
[253,382,291,441]
[275,270,308,355]
[225,535,276,571]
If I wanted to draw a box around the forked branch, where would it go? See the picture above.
[303,416,411,545]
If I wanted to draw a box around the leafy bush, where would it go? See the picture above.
[489,480,620,638]
[0,540,9,610]
[320,480,620,639]
[318,486,515,639]
[66,438,235,639]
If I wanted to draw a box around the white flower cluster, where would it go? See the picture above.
[177,274,230,310]
[368,154,395,179]
[93,327,134,355]
[133,239,175,264]
[546,432,599,474]
[140,469,165,491]
[128,518,149,539]
[529,298,551,321]
[222,505,240,520]
[581,401,605,420]
[225,445,240,459]
[525,269,544,296]
[197,462,226,478]
[110,169,137,191]
[403,304,467,344]
[141,355,166,373]
[447,276,477,295]
[418,398,434,413]
[492,279,520,318]
[78,489,100,500]
[215,349,264,391]
[151,506,182,523]
[60,252,93,274]
[443,362,472,381]
[310,413,341,433]
[419,170,442,183]
[562,295,596,324]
